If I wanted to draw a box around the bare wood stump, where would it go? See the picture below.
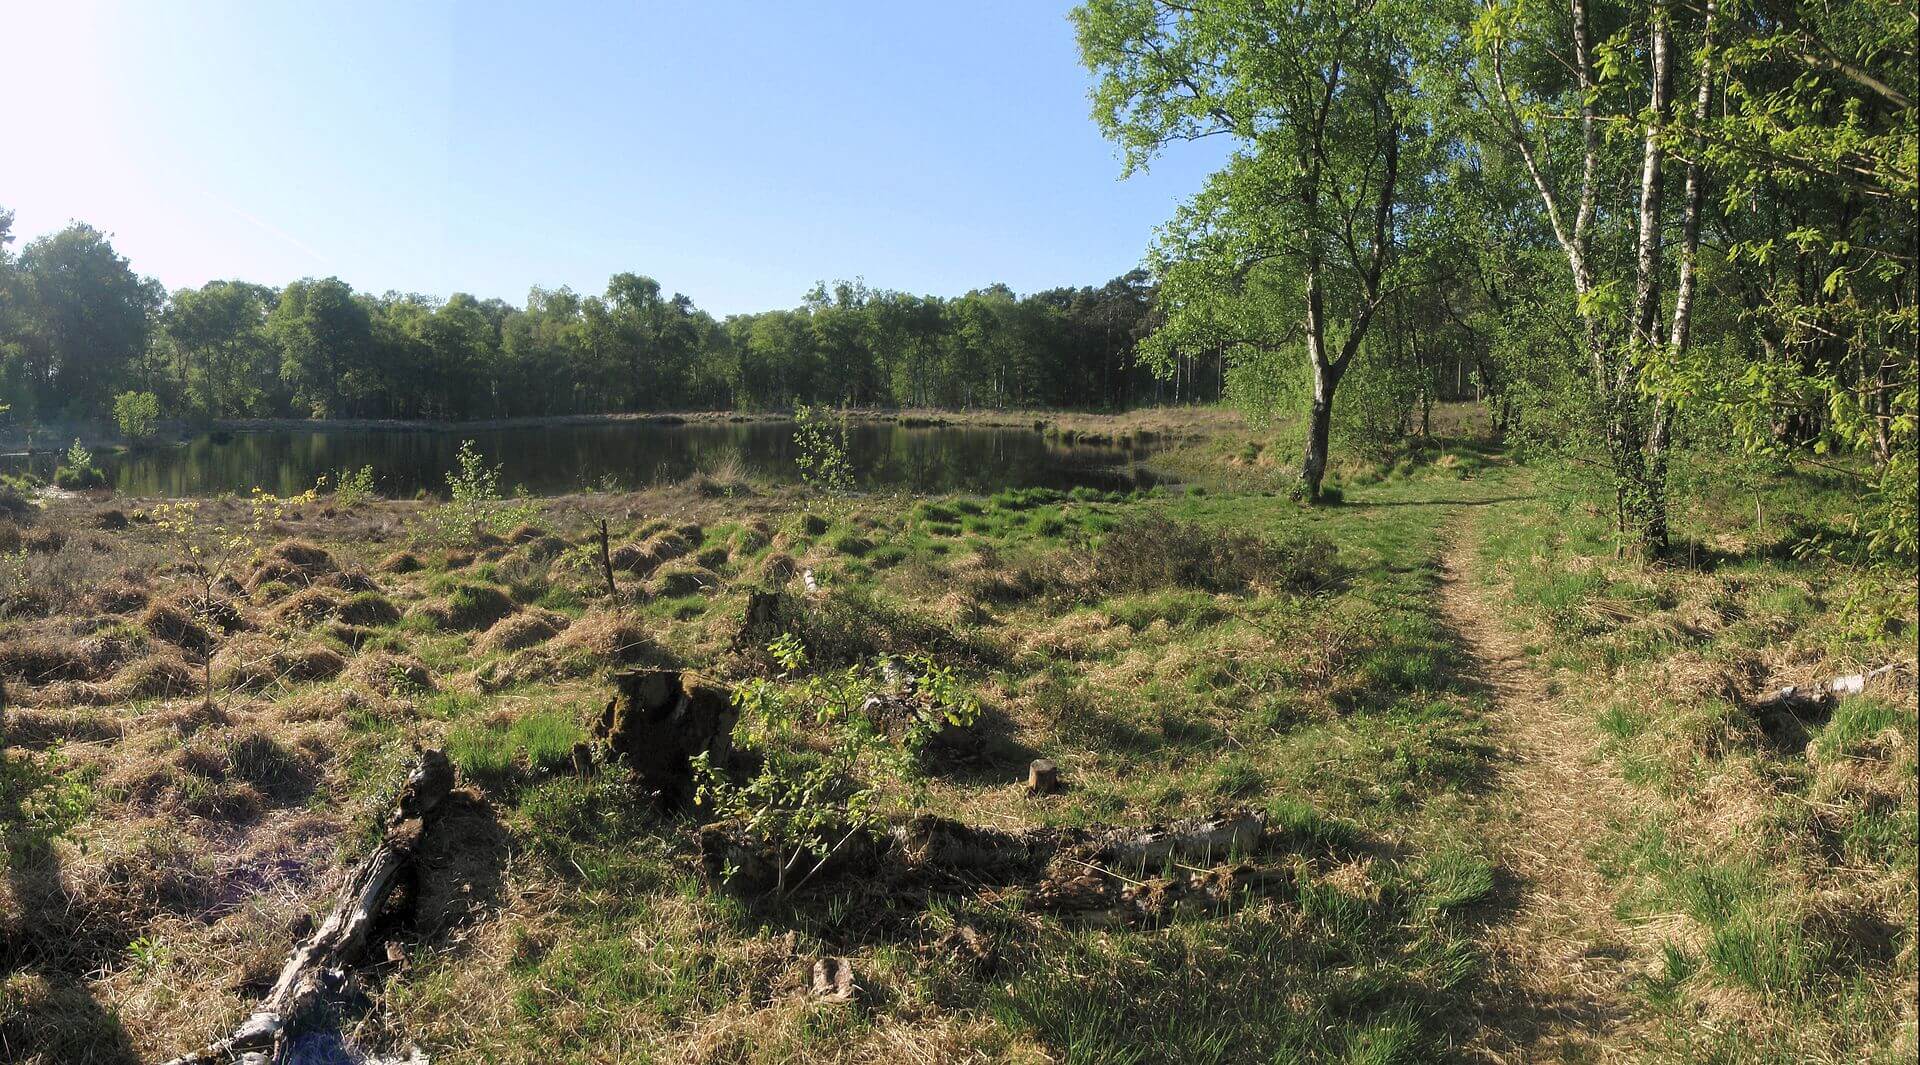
[1026,758,1060,795]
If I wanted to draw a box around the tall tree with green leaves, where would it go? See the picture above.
[1075,0,1422,500]
[13,223,162,417]
[269,277,372,418]
[163,280,279,418]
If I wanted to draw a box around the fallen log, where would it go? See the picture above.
[163,749,456,1065]
[1747,662,1906,717]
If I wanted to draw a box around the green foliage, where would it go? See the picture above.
[52,438,107,488]
[695,635,979,895]
[417,440,541,546]
[326,464,378,507]
[448,709,587,789]
[792,404,855,495]
[112,390,160,441]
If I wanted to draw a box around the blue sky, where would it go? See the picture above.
[8,1,1229,315]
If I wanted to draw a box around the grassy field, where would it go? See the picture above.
[0,411,1911,1063]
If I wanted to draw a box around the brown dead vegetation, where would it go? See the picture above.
[212,636,348,691]
[477,609,568,654]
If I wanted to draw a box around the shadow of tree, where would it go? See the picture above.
[2,681,139,1065]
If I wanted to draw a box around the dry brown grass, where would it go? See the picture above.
[477,609,568,655]
[211,635,348,691]
[376,549,424,574]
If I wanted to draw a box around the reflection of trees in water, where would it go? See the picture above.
[85,422,1160,497]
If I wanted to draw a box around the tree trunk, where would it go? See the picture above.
[164,751,456,1065]
[1645,0,1715,551]
[1299,252,1337,502]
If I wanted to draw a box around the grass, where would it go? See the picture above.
[1,410,1908,1064]
[1476,456,1917,1063]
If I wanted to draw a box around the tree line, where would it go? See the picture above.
[0,219,1249,425]
[1076,0,1915,557]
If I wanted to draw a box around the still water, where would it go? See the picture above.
[8,420,1161,498]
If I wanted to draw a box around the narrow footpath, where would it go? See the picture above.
[1437,513,1649,1063]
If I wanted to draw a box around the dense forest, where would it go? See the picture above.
[0,216,1250,421]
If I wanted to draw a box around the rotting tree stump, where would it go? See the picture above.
[596,668,738,809]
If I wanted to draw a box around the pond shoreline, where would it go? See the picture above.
[2,406,1234,458]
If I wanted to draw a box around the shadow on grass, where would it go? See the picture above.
[1344,494,1537,509]
[1,704,139,1064]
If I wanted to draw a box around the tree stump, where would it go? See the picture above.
[596,668,738,809]
[1026,759,1060,796]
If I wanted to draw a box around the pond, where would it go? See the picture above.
[5,420,1164,498]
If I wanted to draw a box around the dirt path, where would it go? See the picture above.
[1436,515,1647,1063]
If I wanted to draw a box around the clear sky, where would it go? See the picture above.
[7,1,1229,316]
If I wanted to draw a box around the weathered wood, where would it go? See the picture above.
[1092,811,1268,872]
[809,957,858,1002]
[597,668,738,809]
[1748,663,1904,717]
[1026,758,1059,795]
[163,750,455,1065]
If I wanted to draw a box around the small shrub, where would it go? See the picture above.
[328,465,378,507]
[113,391,161,442]
[54,439,107,490]
[792,404,855,495]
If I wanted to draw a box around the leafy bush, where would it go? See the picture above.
[695,635,979,894]
[327,465,378,507]
[113,391,161,442]
[53,439,106,489]
[416,441,541,546]
[793,404,855,495]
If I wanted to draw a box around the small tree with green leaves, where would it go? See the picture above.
[417,440,541,546]
[112,390,160,443]
[52,440,105,489]
[792,405,856,496]
[694,635,979,895]
[322,465,378,508]
[150,486,316,704]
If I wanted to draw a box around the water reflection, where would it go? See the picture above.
[6,421,1162,498]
